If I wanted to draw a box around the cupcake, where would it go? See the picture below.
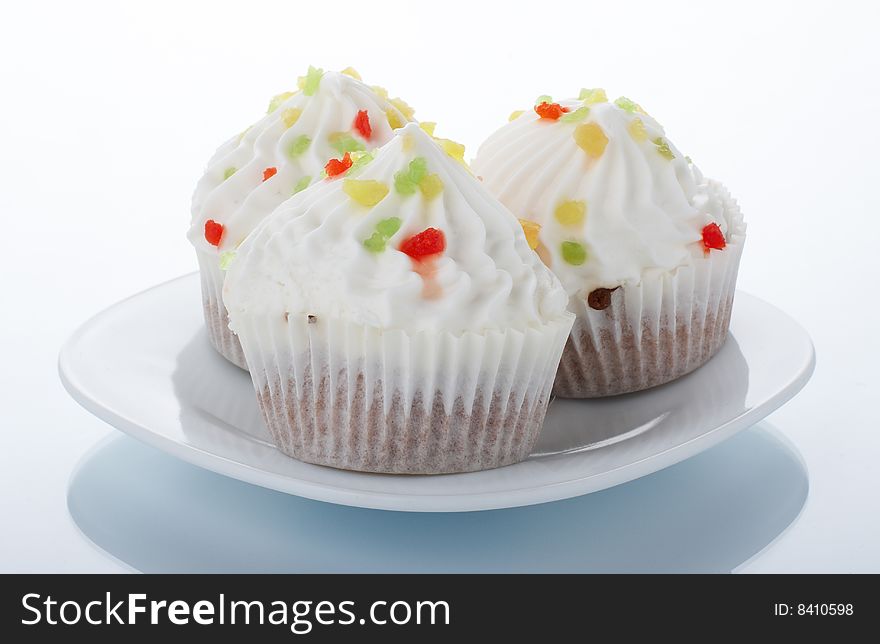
[189,66,415,369]
[222,124,574,474]
[472,90,745,397]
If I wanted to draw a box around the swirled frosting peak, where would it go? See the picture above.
[223,123,569,333]
[189,67,415,258]
[472,91,736,297]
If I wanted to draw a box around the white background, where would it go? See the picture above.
[1,0,878,572]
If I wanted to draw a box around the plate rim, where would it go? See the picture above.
[58,273,816,512]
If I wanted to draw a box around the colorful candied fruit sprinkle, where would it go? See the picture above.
[518,219,542,250]
[281,107,302,129]
[324,152,353,177]
[262,167,277,181]
[560,106,590,123]
[578,88,608,105]
[329,132,366,154]
[363,217,402,253]
[340,66,361,80]
[287,135,311,158]
[419,121,436,136]
[437,138,466,163]
[614,96,639,113]
[386,108,405,130]
[628,117,647,142]
[204,219,224,246]
[343,179,389,207]
[574,122,609,159]
[402,133,416,152]
[349,150,374,173]
[394,157,428,195]
[267,91,295,113]
[701,223,726,251]
[554,200,587,226]
[535,102,569,120]
[376,217,402,238]
[298,66,324,96]
[419,174,444,200]
[560,240,587,265]
[363,232,387,253]
[223,167,237,180]
[372,85,389,100]
[508,110,525,122]
[292,176,312,195]
[219,251,236,271]
[390,97,415,120]
[400,227,446,260]
[354,110,372,140]
[652,137,675,160]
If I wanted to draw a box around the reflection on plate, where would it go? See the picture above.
[60,274,815,512]
[67,426,809,573]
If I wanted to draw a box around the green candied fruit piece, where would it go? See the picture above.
[375,217,402,238]
[219,251,237,271]
[287,135,312,158]
[652,137,675,160]
[578,88,608,105]
[408,157,427,184]
[363,231,387,253]
[349,150,374,173]
[292,176,312,195]
[535,94,553,105]
[614,96,639,113]
[560,106,590,123]
[393,157,428,196]
[561,241,587,265]
[329,132,366,155]
[299,65,324,96]
[223,167,237,180]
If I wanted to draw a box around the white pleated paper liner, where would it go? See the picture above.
[554,180,746,398]
[196,249,248,371]
[236,313,574,474]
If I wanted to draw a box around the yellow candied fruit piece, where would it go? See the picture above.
[372,85,389,100]
[628,117,647,142]
[386,108,405,130]
[267,91,295,113]
[508,110,525,122]
[573,122,608,159]
[554,200,586,226]
[419,122,437,137]
[340,66,362,80]
[281,107,302,129]
[402,133,415,152]
[390,97,415,120]
[578,88,608,105]
[342,179,389,207]
[437,138,466,163]
[518,219,542,250]
[419,174,444,200]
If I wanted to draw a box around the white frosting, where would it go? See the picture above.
[189,71,410,255]
[223,124,569,334]
[472,97,738,297]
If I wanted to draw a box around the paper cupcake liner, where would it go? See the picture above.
[554,181,746,398]
[196,250,248,370]
[235,313,573,474]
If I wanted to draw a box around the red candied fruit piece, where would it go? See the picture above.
[534,102,570,120]
[354,109,372,140]
[701,222,726,252]
[324,152,353,177]
[263,167,277,181]
[400,227,446,260]
[204,219,224,246]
